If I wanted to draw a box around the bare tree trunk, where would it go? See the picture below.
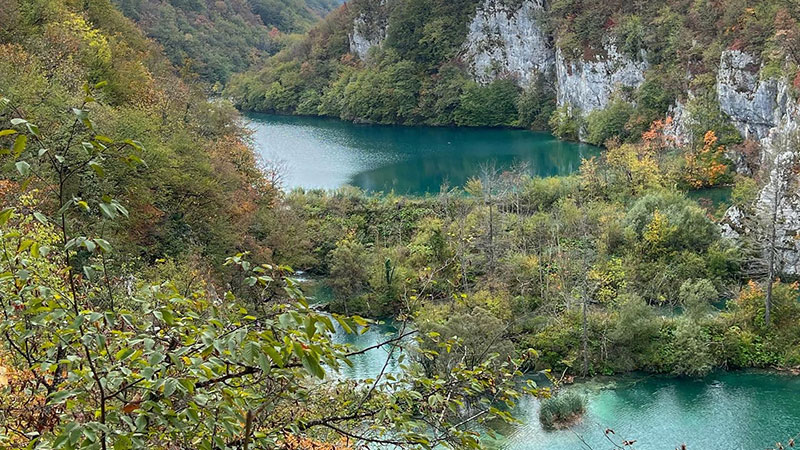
[581,294,589,376]
[765,184,780,326]
[764,158,785,327]
[488,198,494,278]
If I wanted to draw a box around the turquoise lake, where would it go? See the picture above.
[332,321,800,450]
[275,116,798,450]
[247,113,598,194]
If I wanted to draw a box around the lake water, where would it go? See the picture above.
[247,114,598,194]
[278,117,796,449]
[491,372,800,450]
[331,320,800,450]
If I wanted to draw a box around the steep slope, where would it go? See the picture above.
[0,0,279,267]
[228,0,800,282]
[113,0,342,84]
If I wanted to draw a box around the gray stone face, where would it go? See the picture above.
[348,3,389,61]
[463,0,554,87]
[717,50,783,142]
[715,49,800,275]
[663,99,692,147]
[723,149,800,275]
[554,43,648,115]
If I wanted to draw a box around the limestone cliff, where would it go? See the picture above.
[554,44,648,115]
[349,1,390,60]
[713,49,800,274]
[463,0,554,87]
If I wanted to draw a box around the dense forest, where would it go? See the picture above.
[0,0,799,448]
[113,0,342,84]
[226,0,800,146]
[0,0,565,447]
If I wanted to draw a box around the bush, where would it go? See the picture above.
[454,79,520,127]
[584,98,635,146]
[539,391,587,430]
[679,278,718,319]
[549,105,580,140]
[517,74,556,130]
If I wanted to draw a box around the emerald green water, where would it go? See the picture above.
[331,321,800,449]
[247,114,598,194]
[490,372,800,450]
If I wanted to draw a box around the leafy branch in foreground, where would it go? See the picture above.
[0,94,537,449]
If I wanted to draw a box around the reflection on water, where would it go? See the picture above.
[490,372,800,450]
[303,279,406,381]
[247,114,598,194]
[331,318,405,381]
[688,186,733,208]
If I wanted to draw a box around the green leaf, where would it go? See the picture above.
[99,202,116,219]
[25,123,39,136]
[115,348,135,361]
[264,345,283,367]
[33,212,48,224]
[301,353,325,379]
[12,135,26,157]
[257,352,272,373]
[113,435,132,450]
[160,308,175,326]
[0,208,13,227]
[15,160,30,176]
[163,378,178,397]
[83,239,96,253]
[95,238,112,253]
[148,351,165,366]
[0,129,17,137]
[88,161,105,177]
[48,390,76,404]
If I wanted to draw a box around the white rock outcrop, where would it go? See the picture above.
[463,0,554,87]
[716,49,800,274]
[555,43,648,114]
[717,50,786,143]
[722,149,800,275]
[349,7,388,60]
[664,99,693,147]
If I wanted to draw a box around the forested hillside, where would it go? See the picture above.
[227,0,800,141]
[113,0,342,84]
[0,0,534,447]
[1,0,799,448]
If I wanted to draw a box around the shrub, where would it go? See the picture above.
[454,79,520,127]
[539,391,587,430]
[517,74,556,130]
[549,105,580,140]
[679,278,718,319]
[584,98,635,146]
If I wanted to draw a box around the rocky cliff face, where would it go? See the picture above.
[722,148,800,275]
[463,0,554,87]
[554,43,648,115]
[714,49,800,274]
[717,50,786,143]
[463,0,648,116]
[349,2,390,60]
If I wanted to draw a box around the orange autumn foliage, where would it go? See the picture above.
[642,117,678,153]
[684,130,730,188]
[282,434,353,450]
[0,353,61,444]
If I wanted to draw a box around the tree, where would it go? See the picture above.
[0,98,534,449]
[739,133,800,326]
[465,162,514,282]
